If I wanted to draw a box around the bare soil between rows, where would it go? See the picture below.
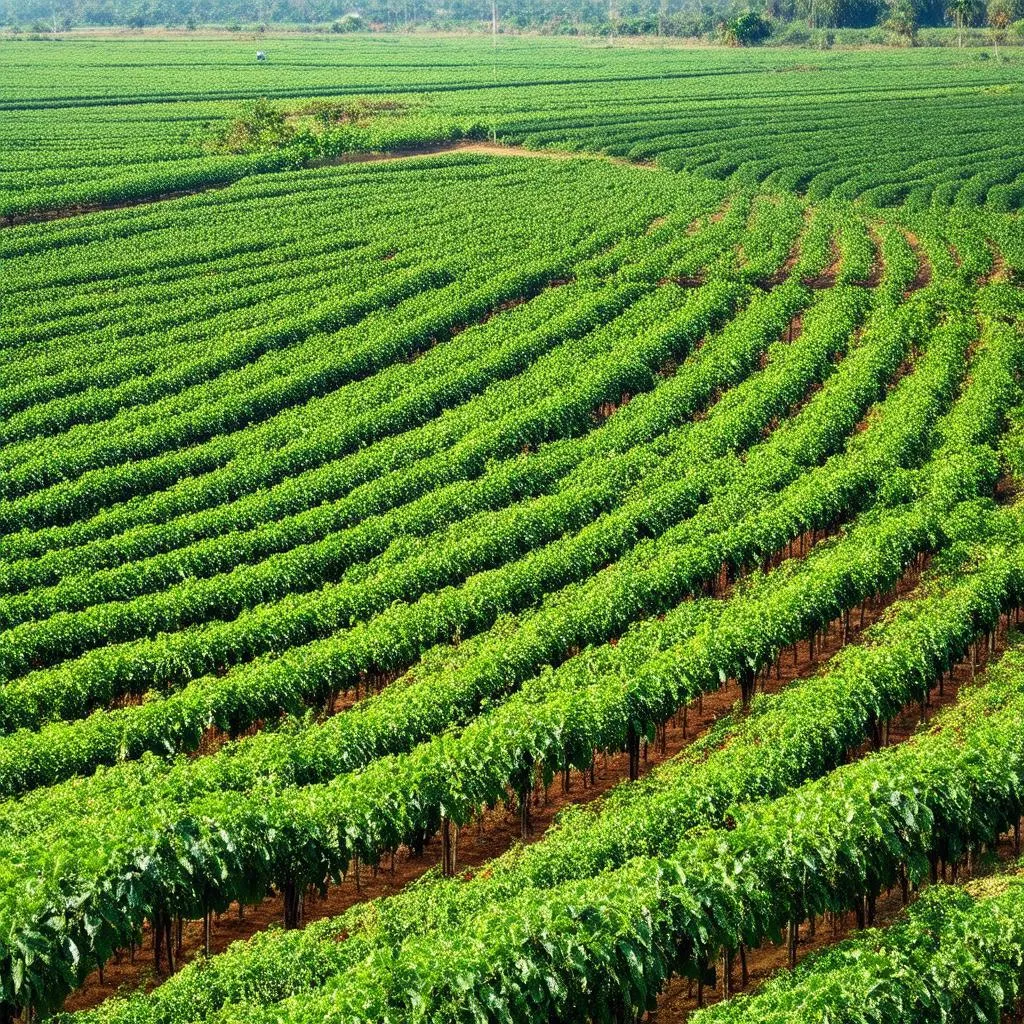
[654,611,1022,1022]
[63,537,922,1013]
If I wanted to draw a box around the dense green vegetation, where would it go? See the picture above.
[4,0,1024,39]
[0,31,1023,1024]
[692,861,1024,1022]
[3,38,1024,222]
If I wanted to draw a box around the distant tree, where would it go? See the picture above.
[720,8,770,41]
[800,0,843,31]
[883,0,918,41]
[947,0,977,43]
[987,0,1014,50]
[331,10,364,27]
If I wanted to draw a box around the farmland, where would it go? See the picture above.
[5,38,1024,218]
[1,31,1024,1024]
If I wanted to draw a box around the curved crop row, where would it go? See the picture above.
[0,302,988,1015]
[0,283,863,790]
[0,282,914,728]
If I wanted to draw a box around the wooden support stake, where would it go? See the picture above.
[441,815,455,877]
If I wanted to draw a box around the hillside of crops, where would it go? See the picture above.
[1,31,1024,1024]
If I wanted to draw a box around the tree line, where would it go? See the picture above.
[1,0,1021,45]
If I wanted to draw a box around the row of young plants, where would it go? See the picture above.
[0,293,983,1015]
[786,204,835,282]
[986,213,1024,274]
[0,243,435,446]
[0,237,402,420]
[0,284,865,791]
[0,253,733,562]
[876,223,924,299]
[0,282,808,642]
[0,229,381,350]
[47,314,1024,1024]
[0,281,910,726]
[0,157,711,514]
[0,281,697,592]
[0,256,557,504]
[731,193,807,285]
[0,257,632,533]
[692,864,1024,1023]
[0,282,745,680]
[0,277,632,561]
[0,180,636,471]
[0,283,667,602]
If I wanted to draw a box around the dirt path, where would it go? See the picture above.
[861,223,885,288]
[330,140,650,166]
[981,240,1010,286]
[803,238,840,289]
[901,228,933,295]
